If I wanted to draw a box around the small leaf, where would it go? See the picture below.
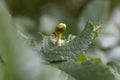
[74,54,87,62]
[75,54,101,63]
[41,22,102,61]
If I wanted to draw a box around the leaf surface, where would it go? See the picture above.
[53,60,120,80]
[41,22,102,61]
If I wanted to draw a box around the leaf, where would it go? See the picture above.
[0,1,42,80]
[75,54,101,63]
[74,54,87,62]
[53,60,120,80]
[107,61,120,75]
[0,1,17,80]
[41,22,102,61]
[39,65,75,80]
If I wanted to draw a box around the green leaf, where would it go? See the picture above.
[107,61,120,75]
[0,1,17,80]
[41,22,102,61]
[0,1,42,80]
[53,61,120,80]
[75,54,101,63]
[39,65,75,80]
[74,54,87,62]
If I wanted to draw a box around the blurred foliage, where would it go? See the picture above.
[0,1,42,80]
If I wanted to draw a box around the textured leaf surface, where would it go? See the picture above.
[41,22,102,61]
[53,61,120,80]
